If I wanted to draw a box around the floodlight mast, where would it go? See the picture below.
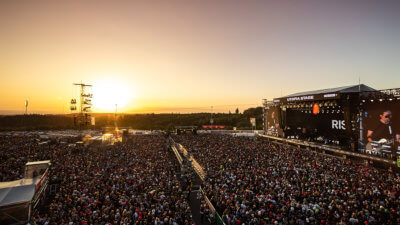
[115,104,118,131]
[71,83,93,129]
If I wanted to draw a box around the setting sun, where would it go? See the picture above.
[92,79,134,112]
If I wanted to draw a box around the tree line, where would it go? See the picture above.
[0,107,263,131]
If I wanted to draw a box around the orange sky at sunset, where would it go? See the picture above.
[1,0,399,114]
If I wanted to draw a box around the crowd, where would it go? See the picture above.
[174,134,400,225]
[1,135,193,225]
[0,135,54,182]
[3,132,400,225]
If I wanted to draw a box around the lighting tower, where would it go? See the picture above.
[70,83,93,129]
[114,104,118,136]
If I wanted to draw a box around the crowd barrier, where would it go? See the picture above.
[174,142,206,181]
[199,187,224,225]
[171,145,183,166]
[258,134,397,166]
[167,137,225,225]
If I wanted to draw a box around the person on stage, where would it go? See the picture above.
[367,110,398,143]
[366,109,399,157]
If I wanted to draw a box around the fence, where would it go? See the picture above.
[174,142,207,181]
[168,137,225,225]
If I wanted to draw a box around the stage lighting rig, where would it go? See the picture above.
[71,83,93,128]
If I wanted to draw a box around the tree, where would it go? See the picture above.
[235,108,239,114]
[243,107,262,117]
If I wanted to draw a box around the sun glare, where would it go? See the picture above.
[92,79,134,112]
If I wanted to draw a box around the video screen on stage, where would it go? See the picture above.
[284,107,347,145]
[265,106,283,137]
[359,100,400,157]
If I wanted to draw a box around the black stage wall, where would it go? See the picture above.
[284,107,347,145]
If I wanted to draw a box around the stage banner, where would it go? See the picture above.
[202,125,226,129]
[250,117,256,127]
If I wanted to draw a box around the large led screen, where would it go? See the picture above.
[359,100,400,157]
[265,106,283,137]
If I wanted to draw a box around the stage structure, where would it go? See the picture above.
[101,126,131,144]
[70,83,93,129]
[175,126,198,135]
[264,84,400,160]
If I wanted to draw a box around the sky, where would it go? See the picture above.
[1,0,399,114]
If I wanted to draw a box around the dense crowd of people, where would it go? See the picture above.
[174,134,400,225]
[0,135,193,225]
[0,135,53,182]
[2,132,400,224]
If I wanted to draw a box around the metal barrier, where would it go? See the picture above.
[190,158,206,181]
[258,134,397,165]
[171,145,183,166]
[168,137,224,224]
[199,187,225,225]
[172,141,207,181]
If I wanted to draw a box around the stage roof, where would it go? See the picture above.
[281,84,375,98]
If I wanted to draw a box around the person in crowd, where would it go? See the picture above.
[0,134,193,225]
[175,134,400,225]
[3,132,400,225]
